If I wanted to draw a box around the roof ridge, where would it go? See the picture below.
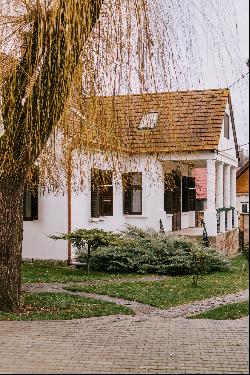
[89,88,229,100]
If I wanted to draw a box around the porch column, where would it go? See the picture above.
[216,162,225,233]
[230,166,238,228]
[224,164,232,230]
[204,159,217,236]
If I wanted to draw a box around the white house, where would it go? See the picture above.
[22,88,239,261]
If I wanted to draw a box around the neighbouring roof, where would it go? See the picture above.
[73,88,233,154]
[237,161,249,179]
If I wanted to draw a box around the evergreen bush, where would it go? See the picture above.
[89,225,229,276]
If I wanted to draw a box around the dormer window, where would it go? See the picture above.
[138,112,159,129]
[224,113,230,139]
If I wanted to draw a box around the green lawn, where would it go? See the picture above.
[0,293,133,321]
[22,261,145,284]
[189,301,249,320]
[66,255,249,309]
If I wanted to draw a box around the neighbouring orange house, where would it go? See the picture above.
[236,161,249,214]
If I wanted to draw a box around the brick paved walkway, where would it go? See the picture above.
[0,315,248,374]
[0,283,249,374]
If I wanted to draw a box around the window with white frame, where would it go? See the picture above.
[91,169,113,218]
[123,172,142,215]
[241,202,249,213]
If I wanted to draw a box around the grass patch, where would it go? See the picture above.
[22,261,145,284]
[66,255,249,309]
[0,293,133,321]
[189,301,249,320]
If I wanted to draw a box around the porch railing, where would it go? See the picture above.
[197,216,209,247]
[232,208,235,228]
[159,219,165,233]
[225,211,228,231]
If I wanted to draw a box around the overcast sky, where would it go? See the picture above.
[231,0,249,154]
[199,0,249,154]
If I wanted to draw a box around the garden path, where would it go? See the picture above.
[23,281,249,318]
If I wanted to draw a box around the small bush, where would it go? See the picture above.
[89,225,229,276]
[241,243,249,262]
[50,228,121,273]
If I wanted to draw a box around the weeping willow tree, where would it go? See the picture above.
[0,0,242,312]
[0,0,107,312]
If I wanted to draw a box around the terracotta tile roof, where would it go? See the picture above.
[0,54,230,155]
[74,88,230,154]
[237,161,249,178]
[0,52,16,79]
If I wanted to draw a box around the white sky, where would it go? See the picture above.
[198,0,249,154]
[230,0,249,154]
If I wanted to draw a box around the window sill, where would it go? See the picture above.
[125,215,148,219]
[165,214,173,217]
[89,217,105,223]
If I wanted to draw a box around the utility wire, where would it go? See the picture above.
[218,142,249,153]
[177,71,249,158]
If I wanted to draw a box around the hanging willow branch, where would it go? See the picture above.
[0,0,104,178]
[0,0,242,191]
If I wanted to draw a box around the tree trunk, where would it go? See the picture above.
[0,176,24,312]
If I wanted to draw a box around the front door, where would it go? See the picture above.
[172,172,181,231]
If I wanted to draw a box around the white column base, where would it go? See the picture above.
[220,211,226,233]
[227,210,233,231]
[188,211,196,228]
[204,209,217,237]
[233,209,238,229]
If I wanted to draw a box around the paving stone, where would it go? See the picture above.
[0,315,249,374]
[1,282,247,373]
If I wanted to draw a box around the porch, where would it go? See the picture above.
[174,227,203,237]
[160,150,239,253]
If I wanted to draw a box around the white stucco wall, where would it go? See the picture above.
[237,194,249,213]
[71,153,167,234]
[218,101,237,159]
[24,148,236,260]
[188,211,196,228]
[23,152,201,260]
[23,193,68,260]
[181,213,189,229]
